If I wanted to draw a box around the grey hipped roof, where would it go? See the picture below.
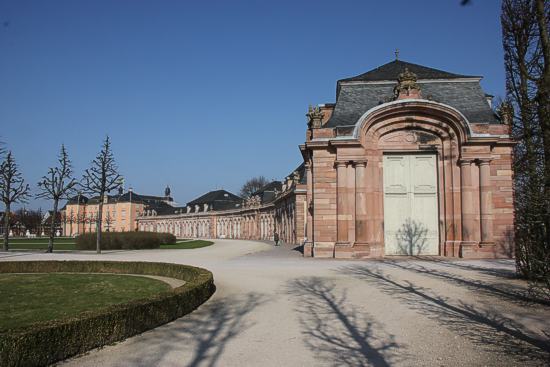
[251,181,283,204]
[186,190,243,211]
[326,60,500,127]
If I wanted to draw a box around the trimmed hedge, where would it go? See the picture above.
[0,261,215,367]
[75,231,177,250]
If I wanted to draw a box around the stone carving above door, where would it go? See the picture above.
[380,130,439,146]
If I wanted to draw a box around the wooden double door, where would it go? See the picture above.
[383,154,439,255]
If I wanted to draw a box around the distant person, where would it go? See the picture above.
[274,232,280,246]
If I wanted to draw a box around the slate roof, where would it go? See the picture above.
[65,195,89,205]
[326,60,500,127]
[338,60,476,83]
[251,181,283,204]
[61,190,174,212]
[117,192,172,204]
[186,189,243,211]
[150,203,186,216]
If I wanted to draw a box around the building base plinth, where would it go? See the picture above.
[313,242,336,258]
[459,241,500,259]
[303,242,314,257]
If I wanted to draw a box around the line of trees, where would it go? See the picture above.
[501,0,550,298]
[0,136,122,253]
[6,208,46,235]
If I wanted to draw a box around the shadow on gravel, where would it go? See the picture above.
[340,265,550,364]
[287,277,402,367]
[378,260,550,306]
[422,258,518,279]
[123,292,266,367]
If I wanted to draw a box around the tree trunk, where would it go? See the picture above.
[47,199,59,253]
[3,203,9,251]
[96,199,103,253]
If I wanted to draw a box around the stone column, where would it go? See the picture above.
[460,159,477,243]
[335,161,348,244]
[354,160,368,243]
[478,158,493,244]
[304,163,313,255]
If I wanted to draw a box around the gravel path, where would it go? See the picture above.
[1,240,549,366]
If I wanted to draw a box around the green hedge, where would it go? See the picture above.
[0,261,215,367]
[75,231,177,250]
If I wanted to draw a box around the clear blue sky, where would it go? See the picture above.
[0,0,503,210]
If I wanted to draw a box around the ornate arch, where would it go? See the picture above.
[353,99,472,145]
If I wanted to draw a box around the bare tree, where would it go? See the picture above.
[36,145,78,253]
[104,210,114,232]
[239,176,270,198]
[77,212,86,234]
[81,136,122,253]
[502,0,550,299]
[0,151,30,251]
[67,210,75,236]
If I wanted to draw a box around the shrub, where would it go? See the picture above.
[75,231,176,250]
[156,232,177,245]
[0,261,215,367]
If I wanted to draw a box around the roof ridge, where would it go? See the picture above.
[339,60,479,83]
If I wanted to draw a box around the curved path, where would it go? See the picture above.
[1,240,549,366]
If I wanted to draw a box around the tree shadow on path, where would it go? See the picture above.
[378,259,550,306]
[423,257,518,279]
[121,292,266,367]
[340,265,550,365]
[287,277,403,367]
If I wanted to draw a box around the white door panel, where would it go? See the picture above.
[383,154,439,255]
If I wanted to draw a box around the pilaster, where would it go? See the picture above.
[478,158,494,244]
[335,160,348,244]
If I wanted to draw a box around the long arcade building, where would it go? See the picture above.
[137,168,307,245]
[136,59,515,259]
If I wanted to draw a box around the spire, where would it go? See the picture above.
[395,49,399,61]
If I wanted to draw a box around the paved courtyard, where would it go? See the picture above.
[1,240,549,366]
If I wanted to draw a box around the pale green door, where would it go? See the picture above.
[383,154,439,255]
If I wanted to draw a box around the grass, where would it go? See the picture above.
[1,238,76,250]
[0,237,76,244]
[1,238,214,251]
[0,273,171,331]
[159,240,214,249]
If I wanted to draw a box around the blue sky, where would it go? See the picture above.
[0,0,503,210]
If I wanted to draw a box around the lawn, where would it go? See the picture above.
[0,238,76,250]
[1,238,214,251]
[159,240,214,249]
[0,273,171,331]
[0,237,76,243]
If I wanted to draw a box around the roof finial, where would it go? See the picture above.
[395,49,399,61]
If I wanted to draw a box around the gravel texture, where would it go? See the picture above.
[1,240,549,367]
